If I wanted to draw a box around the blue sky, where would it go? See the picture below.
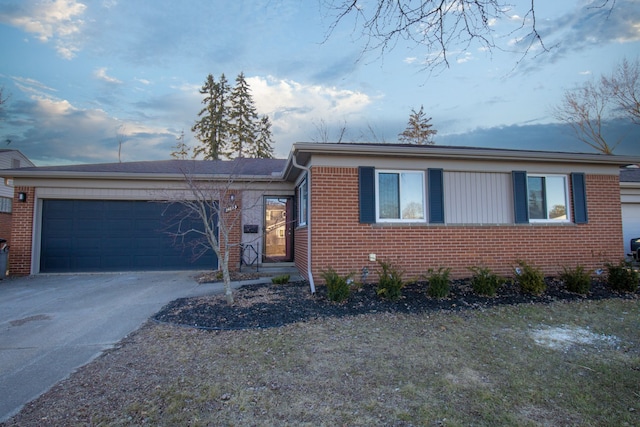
[0,0,639,166]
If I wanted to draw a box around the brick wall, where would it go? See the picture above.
[308,167,623,284]
[219,192,242,271]
[0,212,11,246]
[294,226,308,275]
[9,187,34,276]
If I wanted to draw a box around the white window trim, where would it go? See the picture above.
[298,176,308,227]
[375,169,427,223]
[527,174,571,223]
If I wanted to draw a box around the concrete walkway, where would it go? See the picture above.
[0,271,258,422]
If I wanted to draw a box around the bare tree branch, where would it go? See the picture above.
[324,0,615,72]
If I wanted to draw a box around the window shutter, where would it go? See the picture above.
[428,168,444,224]
[359,167,375,223]
[571,173,588,224]
[512,171,529,224]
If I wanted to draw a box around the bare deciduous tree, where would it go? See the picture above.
[311,118,347,143]
[554,79,617,154]
[164,163,269,305]
[554,57,639,154]
[604,57,640,125]
[324,1,615,71]
[324,0,544,70]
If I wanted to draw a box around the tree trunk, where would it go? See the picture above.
[221,251,234,305]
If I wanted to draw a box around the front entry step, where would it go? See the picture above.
[239,263,303,281]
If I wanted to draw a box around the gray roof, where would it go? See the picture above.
[620,167,640,182]
[4,157,287,178]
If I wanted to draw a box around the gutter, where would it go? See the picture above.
[291,154,315,294]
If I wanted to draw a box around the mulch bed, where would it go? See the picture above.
[153,278,639,330]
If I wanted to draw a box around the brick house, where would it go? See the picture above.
[2,143,638,289]
[0,150,35,248]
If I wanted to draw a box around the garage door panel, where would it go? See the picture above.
[40,200,217,272]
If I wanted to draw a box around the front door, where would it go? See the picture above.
[264,197,293,262]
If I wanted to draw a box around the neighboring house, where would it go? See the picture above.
[0,150,35,246]
[2,143,638,286]
[620,167,640,255]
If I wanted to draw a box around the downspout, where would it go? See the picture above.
[291,155,315,294]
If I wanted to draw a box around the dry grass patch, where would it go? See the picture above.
[2,299,639,426]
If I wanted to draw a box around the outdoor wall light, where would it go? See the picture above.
[229,194,235,202]
[18,192,27,202]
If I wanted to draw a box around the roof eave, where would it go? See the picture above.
[290,142,640,166]
[2,171,280,181]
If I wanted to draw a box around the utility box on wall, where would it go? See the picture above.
[243,224,259,234]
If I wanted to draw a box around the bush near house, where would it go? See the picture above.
[559,265,592,295]
[469,266,505,297]
[605,260,640,292]
[514,260,546,295]
[271,274,290,285]
[426,267,451,298]
[376,260,404,301]
[321,268,352,303]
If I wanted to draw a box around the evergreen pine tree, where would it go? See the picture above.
[251,115,274,158]
[229,72,260,158]
[191,74,230,160]
[171,130,191,159]
[398,105,437,145]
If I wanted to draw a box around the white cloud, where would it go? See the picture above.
[94,67,122,84]
[9,94,176,165]
[404,57,418,64]
[0,0,86,58]
[246,76,375,153]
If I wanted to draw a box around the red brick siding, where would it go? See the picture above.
[309,167,622,283]
[219,192,242,271]
[9,187,34,276]
[0,212,12,246]
[294,226,308,276]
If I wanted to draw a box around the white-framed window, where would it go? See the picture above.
[298,176,308,226]
[375,170,425,222]
[0,197,12,213]
[527,174,570,222]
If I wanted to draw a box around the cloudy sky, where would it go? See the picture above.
[0,0,639,166]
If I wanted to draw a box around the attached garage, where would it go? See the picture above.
[621,168,640,256]
[40,200,217,273]
[622,203,640,254]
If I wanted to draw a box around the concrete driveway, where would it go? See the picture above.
[0,271,232,422]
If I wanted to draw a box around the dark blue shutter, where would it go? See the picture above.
[359,167,375,223]
[571,173,588,224]
[428,168,444,224]
[512,171,529,224]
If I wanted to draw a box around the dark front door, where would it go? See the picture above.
[263,197,293,262]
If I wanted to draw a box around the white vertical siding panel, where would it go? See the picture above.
[444,171,512,224]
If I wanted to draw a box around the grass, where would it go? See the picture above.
[5,299,639,427]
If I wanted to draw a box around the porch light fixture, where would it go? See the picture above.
[229,194,235,202]
[18,192,27,202]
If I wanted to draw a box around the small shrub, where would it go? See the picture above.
[468,266,505,297]
[321,268,352,302]
[376,260,404,301]
[605,260,639,292]
[515,260,546,295]
[271,274,290,285]
[426,267,451,298]
[559,265,591,295]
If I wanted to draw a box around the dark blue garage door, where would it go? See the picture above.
[40,200,218,273]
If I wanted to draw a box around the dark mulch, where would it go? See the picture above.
[153,278,639,330]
